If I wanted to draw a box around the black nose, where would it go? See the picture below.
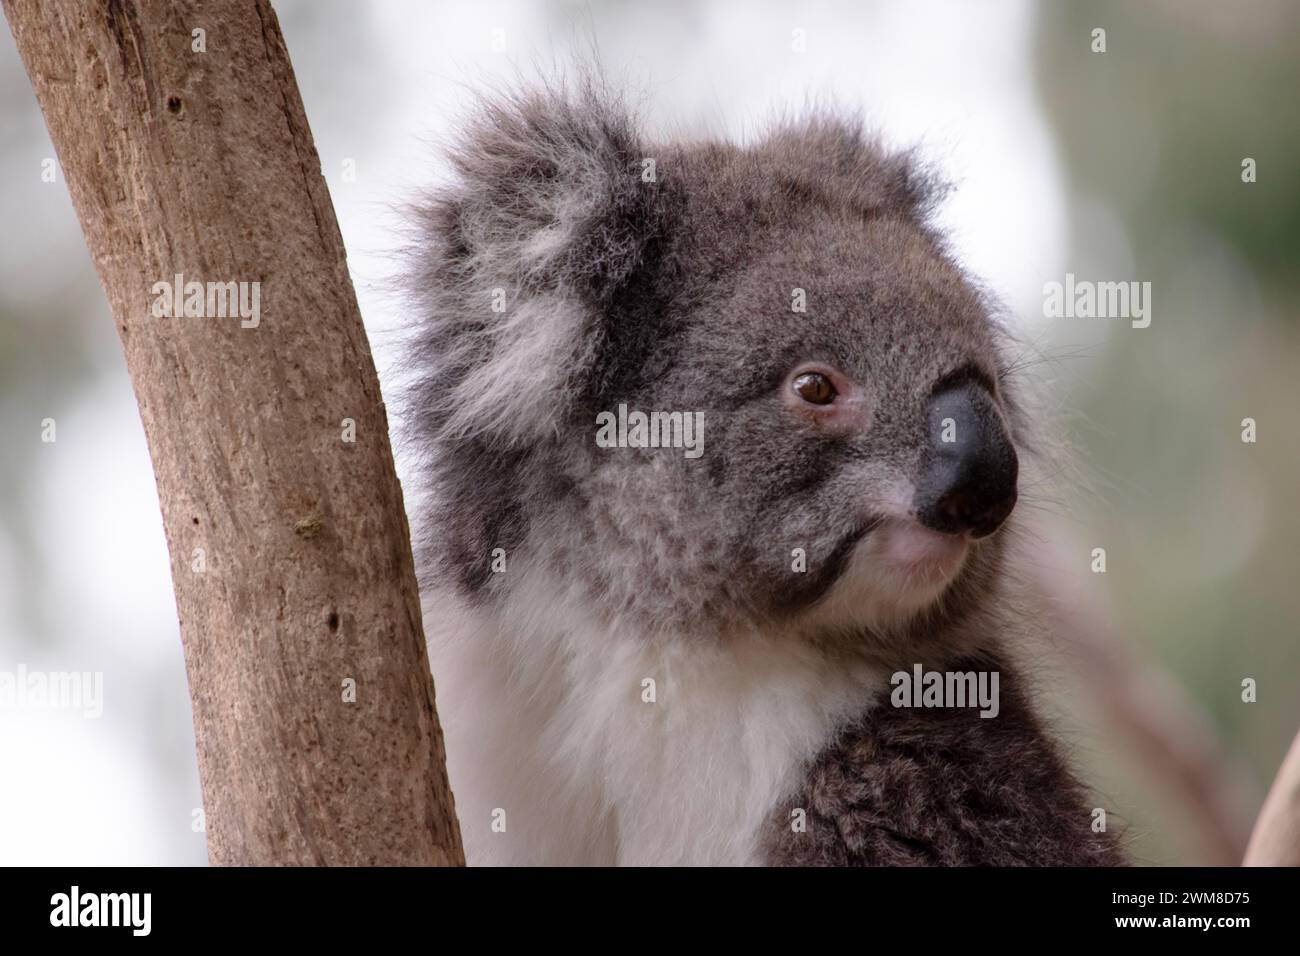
[913,380,1018,538]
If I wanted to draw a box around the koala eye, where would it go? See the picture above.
[792,372,837,405]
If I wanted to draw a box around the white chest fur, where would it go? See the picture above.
[423,568,887,866]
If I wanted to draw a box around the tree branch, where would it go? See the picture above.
[1244,729,1300,866]
[3,0,463,865]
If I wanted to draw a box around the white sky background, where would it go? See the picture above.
[0,0,1068,865]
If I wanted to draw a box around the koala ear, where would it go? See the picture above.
[760,113,944,220]
[408,85,661,447]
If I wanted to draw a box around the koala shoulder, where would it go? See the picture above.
[762,655,1127,866]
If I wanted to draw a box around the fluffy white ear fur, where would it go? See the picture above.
[412,89,648,447]
[441,291,595,443]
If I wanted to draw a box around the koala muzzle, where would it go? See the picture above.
[912,380,1018,538]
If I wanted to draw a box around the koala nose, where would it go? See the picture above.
[912,379,1018,538]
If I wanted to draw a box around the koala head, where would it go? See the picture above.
[405,84,1026,643]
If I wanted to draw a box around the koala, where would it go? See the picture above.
[403,82,1125,866]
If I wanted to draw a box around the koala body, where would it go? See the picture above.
[406,85,1123,866]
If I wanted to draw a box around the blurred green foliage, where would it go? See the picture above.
[1036,0,1300,863]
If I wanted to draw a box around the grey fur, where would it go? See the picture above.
[763,652,1126,866]
[403,81,1124,865]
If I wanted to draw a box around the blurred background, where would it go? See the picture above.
[1,0,1296,865]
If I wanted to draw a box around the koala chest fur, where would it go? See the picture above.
[426,575,1121,866]
[404,82,1123,866]
[424,572,891,866]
